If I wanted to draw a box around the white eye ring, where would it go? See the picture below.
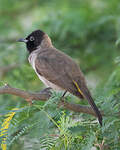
[30,36,35,41]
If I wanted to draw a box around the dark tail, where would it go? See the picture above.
[83,91,102,126]
[73,80,102,126]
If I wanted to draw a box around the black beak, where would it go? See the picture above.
[17,38,28,43]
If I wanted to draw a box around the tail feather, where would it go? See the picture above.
[83,91,102,126]
[73,80,102,126]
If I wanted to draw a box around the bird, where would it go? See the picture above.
[18,29,102,126]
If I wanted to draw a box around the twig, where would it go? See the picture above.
[0,84,50,101]
[0,84,103,117]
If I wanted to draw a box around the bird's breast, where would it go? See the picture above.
[28,52,63,91]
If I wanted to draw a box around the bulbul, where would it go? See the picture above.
[18,30,102,126]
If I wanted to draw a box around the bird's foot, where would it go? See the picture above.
[40,87,52,97]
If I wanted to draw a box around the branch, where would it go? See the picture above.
[0,84,103,117]
[59,100,99,116]
[0,84,51,101]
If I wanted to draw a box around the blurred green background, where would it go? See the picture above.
[0,0,120,88]
[0,0,120,150]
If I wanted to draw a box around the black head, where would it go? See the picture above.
[18,30,45,53]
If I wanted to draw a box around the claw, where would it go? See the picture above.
[40,87,52,96]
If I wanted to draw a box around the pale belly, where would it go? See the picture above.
[36,73,63,91]
[28,52,63,91]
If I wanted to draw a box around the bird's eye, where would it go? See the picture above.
[30,36,35,41]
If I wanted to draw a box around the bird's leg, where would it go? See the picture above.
[61,90,67,99]
[58,91,67,108]
[58,90,68,103]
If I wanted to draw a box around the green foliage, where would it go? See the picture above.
[0,0,120,149]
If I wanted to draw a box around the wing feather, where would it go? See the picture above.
[35,48,84,97]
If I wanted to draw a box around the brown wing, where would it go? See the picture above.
[35,48,84,98]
